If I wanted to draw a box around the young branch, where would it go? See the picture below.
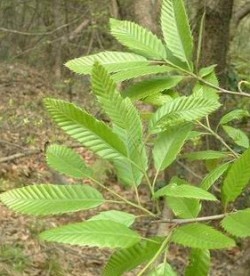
[154,213,229,225]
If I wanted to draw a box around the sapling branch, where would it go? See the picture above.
[197,121,239,158]
[88,176,156,217]
[153,213,231,225]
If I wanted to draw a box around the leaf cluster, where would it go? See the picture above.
[1,0,250,275]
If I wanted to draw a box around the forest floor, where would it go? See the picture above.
[0,62,249,276]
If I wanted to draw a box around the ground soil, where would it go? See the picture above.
[0,62,249,275]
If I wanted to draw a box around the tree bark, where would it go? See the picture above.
[133,0,159,33]
[194,0,234,86]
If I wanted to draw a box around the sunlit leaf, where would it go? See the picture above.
[0,184,104,216]
[221,209,250,237]
[171,223,235,249]
[40,220,141,248]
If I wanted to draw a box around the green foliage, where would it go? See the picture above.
[44,98,127,160]
[171,223,235,249]
[65,51,149,75]
[185,249,210,276]
[148,263,177,276]
[110,18,167,60]
[153,123,192,171]
[161,0,193,70]
[222,147,250,205]
[1,0,250,274]
[122,76,183,101]
[184,150,229,161]
[221,209,250,237]
[88,210,136,227]
[193,67,219,100]
[200,163,230,191]
[91,63,147,186]
[167,196,201,219]
[40,220,141,248]
[222,125,249,148]
[103,237,163,275]
[154,184,217,201]
[112,65,172,82]
[149,96,221,133]
[0,184,104,216]
[219,109,249,125]
[46,144,92,178]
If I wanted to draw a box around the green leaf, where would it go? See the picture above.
[200,163,230,191]
[144,94,173,107]
[103,237,163,276]
[171,223,235,249]
[148,263,177,276]
[184,150,229,161]
[122,77,183,101]
[219,109,249,125]
[88,210,136,227]
[166,178,201,219]
[221,209,250,237]
[223,125,249,149]
[199,65,217,77]
[46,144,92,179]
[154,184,217,201]
[110,18,166,60]
[44,98,127,160]
[149,96,221,133]
[161,0,193,69]
[40,220,141,248]
[222,148,250,205]
[167,197,201,219]
[65,51,149,75]
[91,63,147,186]
[153,123,192,171]
[0,184,104,216]
[185,249,210,276]
[193,67,219,100]
[112,65,172,82]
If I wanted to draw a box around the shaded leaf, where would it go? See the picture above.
[154,184,217,201]
[148,263,177,276]
[88,210,136,227]
[112,65,172,82]
[46,144,92,179]
[222,148,250,205]
[223,125,249,149]
[153,123,192,171]
[200,163,230,191]
[184,150,229,161]
[167,197,201,219]
[193,67,219,100]
[122,77,183,101]
[219,109,249,125]
[185,249,210,276]
[103,237,163,276]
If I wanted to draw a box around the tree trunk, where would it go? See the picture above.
[133,0,159,33]
[194,0,234,86]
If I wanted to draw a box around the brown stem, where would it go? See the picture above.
[153,213,230,225]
